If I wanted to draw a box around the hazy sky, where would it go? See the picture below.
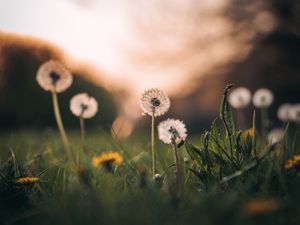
[0,0,237,95]
[0,0,275,136]
[0,0,132,76]
[0,0,275,100]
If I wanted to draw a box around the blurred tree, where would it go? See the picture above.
[0,38,117,131]
[133,0,300,131]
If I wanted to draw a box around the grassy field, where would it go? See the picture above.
[1,92,300,225]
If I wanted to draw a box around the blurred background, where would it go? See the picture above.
[0,0,299,137]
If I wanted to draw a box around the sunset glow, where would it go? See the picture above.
[0,0,276,125]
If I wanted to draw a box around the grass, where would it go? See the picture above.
[1,90,300,225]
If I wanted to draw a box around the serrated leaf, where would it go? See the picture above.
[185,141,205,165]
[219,84,236,139]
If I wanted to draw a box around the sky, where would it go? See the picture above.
[0,0,132,78]
[0,0,275,136]
[0,0,240,95]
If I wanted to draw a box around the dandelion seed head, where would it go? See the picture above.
[140,88,170,117]
[154,173,162,179]
[252,88,274,108]
[268,128,284,145]
[290,104,300,123]
[277,103,293,122]
[158,118,187,145]
[36,60,73,93]
[70,93,98,119]
[228,87,251,109]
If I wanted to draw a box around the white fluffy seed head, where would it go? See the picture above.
[290,104,300,123]
[268,128,284,145]
[228,87,251,109]
[277,103,293,122]
[36,60,73,93]
[158,118,187,145]
[70,93,98,119]
[154,173,162,179]
[140,88,170,117]
[252,88,274,108]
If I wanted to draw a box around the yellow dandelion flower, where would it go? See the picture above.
[16,177,39,184]
[284,160,294,170]
[92,152,123,171]
[243,198,280,216]
[285,154,300,170]
[294,155,300,161]
[242,128,254,140]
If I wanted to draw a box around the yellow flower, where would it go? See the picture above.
[243,198,280,216]
[92,152,123,171]
[16,177,39,184]
[242,128,254,140]
[284,154,300,170]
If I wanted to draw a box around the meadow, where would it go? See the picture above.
[1,61,300,225]
[1,102,300,225]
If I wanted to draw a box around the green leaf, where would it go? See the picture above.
[203,132,212,173]
[185,141,205,165]
[210,118,225,152]
[219,84,236,139]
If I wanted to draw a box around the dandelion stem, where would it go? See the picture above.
[261,108,268,141]
[252,110,257,157]
[79,117,86,142]
[172,139,181,185]
[151,111,156,178]
[237,108,246,130]
[51,92,76,168]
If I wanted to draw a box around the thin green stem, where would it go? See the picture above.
[51,92,76,168]
[79,117,85,142]
[172,140,181,185]
[252,110,257,157]
[261,108,268,141]
[151,111,156,178]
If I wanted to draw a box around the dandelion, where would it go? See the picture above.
[154,173,163,187]
[268,128,284,145]
[242,128,254,141]
[243,198,280,216]
[252,88,274,108]
[16,177,39,185]
[277,103,293,122]
[92,151,123,172]
[140,88,170,178]
[158,118,187,184]
[36,60,75,168]
[70,93,98,140]
[253,88,274,138]
[140,88,170,117]
[290,104,300,123]
[228,87,251,109]
[284,154,300,170]
[228,87,251,129]
[36,60,73,93]
[158,119,187,145]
